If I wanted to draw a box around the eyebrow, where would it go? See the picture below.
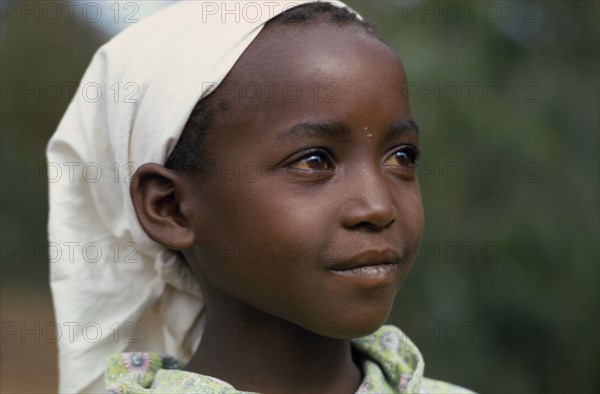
[277,119,419,142]
[390,120,420,137]
[278,121,351,141]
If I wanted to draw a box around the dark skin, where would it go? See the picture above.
[130,22,424,394]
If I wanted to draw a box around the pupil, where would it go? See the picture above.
[308,155,323,166]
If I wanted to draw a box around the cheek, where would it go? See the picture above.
[200,179,331,249]
[395,184,425,257]
[190,178,334,295]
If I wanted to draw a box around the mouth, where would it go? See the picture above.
[328,248,402,270]
[326,249,403,283]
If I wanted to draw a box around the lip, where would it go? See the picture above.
[327,249,402,270]
[326,249,403,285]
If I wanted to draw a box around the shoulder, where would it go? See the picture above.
[105,352,243,393]
[352,325,476,394]
[105,352,184,393]
[106,352,185,375]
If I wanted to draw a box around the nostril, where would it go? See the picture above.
[358,222,380,233]
[353,219,394,233]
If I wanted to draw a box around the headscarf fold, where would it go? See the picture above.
[47,1,353,392]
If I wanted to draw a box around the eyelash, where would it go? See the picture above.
[384,145,421,168]
[287,145,421,172]
[288,148,335,172]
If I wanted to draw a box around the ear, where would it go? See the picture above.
[130,163,196,250]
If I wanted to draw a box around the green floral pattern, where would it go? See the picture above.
[105,325,474,393]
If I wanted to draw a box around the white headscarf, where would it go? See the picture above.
[47,1,354,392]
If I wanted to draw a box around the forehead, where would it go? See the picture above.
[207,22,411,137]
[227,22,404,93]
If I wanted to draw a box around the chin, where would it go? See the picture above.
[301,306,393,340]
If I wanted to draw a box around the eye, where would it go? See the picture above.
[289,149,334,171]
[384,145,420,168]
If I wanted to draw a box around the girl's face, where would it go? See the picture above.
[183,24,424,338]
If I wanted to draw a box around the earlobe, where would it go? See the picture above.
[130,163,196,250]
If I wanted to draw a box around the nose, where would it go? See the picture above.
[339,168,397,232]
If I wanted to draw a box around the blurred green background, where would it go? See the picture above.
[1,0,598,393]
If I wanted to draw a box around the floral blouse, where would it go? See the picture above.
[105,325,473,393]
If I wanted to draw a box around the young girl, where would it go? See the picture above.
[48,1,473,393]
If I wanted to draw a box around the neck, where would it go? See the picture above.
[184,291,362,394]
